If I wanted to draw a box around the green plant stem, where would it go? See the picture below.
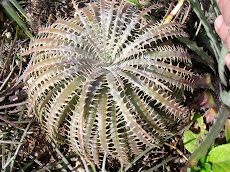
[184,104,230,170]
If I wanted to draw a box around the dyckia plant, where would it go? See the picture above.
[23,0,196,168]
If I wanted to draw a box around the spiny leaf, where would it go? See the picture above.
[23,0,197,168]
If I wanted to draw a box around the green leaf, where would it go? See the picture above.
[200,163,212,172]
[198,156,212,172]
[187,105,230,167]
[184,130,200,153]
[197,114,208,138]
[184,114,208,153]
[225,120,230,143]
[188,166,200,172]
[207,144,230,172]
[199,156,208,165]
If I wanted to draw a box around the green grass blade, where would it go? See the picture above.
[47,136,73,171]
[145,157,173,172]
[0,66,16,92]
[10,121,31,171]
[1,0,33,39]
[1,114,8,171]
[9,0,31,22]
[16,150,44,172]
[2,119,31,170]
[120,146,155,172]
[32,154,77,172]
[20,160,35,171]
[188,0,221,59]
[33,161,64,172]
[5,105,25,170]
[211,0,220,17]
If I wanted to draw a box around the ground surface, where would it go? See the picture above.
[0,0,218,171]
